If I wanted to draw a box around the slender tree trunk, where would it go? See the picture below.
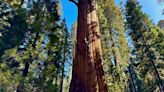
[59,57,65,92]
[60,33,67,92]
[17,60,30,92]
[128,65,137,92]
[140,28,164,92]
[69,0,108,92]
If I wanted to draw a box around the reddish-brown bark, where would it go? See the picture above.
[69,0,108,92]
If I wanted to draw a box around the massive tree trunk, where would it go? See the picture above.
[69,0,108,92]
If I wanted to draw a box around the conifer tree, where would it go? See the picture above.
[125,0,164,91]
[97,0,129,91]
[0,0,69,91]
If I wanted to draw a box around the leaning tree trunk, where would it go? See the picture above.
[69,0,108,92]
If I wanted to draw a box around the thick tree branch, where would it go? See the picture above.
[69,0,78,6]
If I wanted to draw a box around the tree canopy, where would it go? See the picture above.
[0,0,163,92]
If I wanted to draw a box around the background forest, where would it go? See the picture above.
[0,0,163,92]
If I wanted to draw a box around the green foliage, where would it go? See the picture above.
[0,0,163,92]
[0,0,71,92]
[0,8,27,56]
[0,1,13,32]
[125,0,164,91]
[97,0,129,91]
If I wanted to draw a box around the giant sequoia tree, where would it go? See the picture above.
[1,0,163,92]
[69,0,108,92]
